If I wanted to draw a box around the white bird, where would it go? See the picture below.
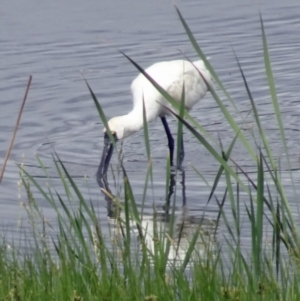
[98,59,213,178]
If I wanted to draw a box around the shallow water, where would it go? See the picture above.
[1,0,300,250]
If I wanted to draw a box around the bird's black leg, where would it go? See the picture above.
[163,172,176,220]
[181,168,186,206]
[178,131,185,169]
[161,116,174,166]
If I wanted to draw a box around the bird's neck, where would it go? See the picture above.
[122,110,144,138]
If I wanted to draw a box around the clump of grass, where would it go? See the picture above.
[1,7,300,301]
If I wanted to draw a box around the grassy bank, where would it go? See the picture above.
[1,8,300,301]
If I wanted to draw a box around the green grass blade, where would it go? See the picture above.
[54,152,95,219]
[175,5,239,113]
[207,129,240,203]
[260,15,296,217]
[122,165,143,239]
[208,80,256,162]
[84,78,116,147]
[175,7,256,162]
[260,15,285,150]
[123,171,131,258]
[52,154,73,200]
[140,163,152,218]
[176,82,185,167]
[166,107,249,193]
[234,51,275,169]
[224,159,238,236]
[142,96,154,202]
[255,151,264,279]
[142,97,151,164]
[180,223,201,272]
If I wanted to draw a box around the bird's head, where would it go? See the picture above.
[98,116,125,179]
[104,116,126,140]
[105,114,139,140]
[97,117,120,180]
[98,114,141,178]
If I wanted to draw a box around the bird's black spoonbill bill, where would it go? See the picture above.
[98,59,213,178]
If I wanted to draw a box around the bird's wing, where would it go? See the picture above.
[130,61,187,105]
[130,60,211,110]
[165,61,211,110]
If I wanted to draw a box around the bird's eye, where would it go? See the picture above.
[104,131,117,141]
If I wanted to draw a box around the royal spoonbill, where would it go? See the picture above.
[98,59,213,178]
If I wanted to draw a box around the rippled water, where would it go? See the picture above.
[1,0,300,248]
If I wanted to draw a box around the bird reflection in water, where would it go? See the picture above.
[97,168,217,263]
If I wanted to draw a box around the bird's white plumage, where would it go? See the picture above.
[106,59,212,140]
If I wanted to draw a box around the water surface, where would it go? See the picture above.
[1,0,300,249]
